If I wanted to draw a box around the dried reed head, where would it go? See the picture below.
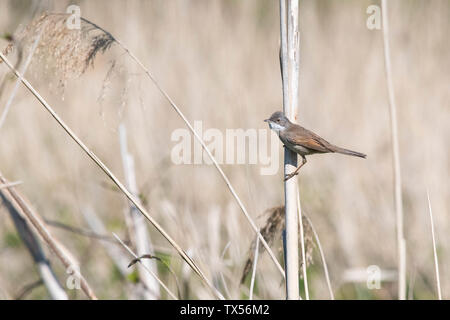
[16,13,115,87]
[240,205,315,284]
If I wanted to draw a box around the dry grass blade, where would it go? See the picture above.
[426,190,442,300]
[113,233,178,300]
[0,51,223,300]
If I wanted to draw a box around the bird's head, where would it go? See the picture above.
[264,111,290,132]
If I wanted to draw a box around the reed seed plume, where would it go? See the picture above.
[16,13,115,87]
[241,206,315,284]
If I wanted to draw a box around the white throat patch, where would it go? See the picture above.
[268,121,286,132]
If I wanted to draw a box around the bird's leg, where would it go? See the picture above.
[284,156,307,181]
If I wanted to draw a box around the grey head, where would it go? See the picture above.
[264,111,291,132]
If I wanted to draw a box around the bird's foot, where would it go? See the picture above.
[284,172,298,182]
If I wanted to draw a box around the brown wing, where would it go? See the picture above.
[284,124,335,153]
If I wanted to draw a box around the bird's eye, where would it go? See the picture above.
[277,119,280,122]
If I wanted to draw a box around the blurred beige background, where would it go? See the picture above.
[0,0,448,299]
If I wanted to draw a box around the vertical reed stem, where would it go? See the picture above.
[381,0,406,300]
[280,0,300,300]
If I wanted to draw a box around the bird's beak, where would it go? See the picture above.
[264,119,269,123]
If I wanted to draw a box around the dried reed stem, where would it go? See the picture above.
[426,190,442,300]
[381,0,406,300]
[0,173,96,299]
[280,0,300,299]
[0,52,223,300]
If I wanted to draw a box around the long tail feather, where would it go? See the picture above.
[333,146,366,158]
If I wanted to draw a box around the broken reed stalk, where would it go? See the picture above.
[426,190,442,300]
[381,0,406,300]
[113,233,178,300]
[280,0,300,299]
[0,51,224,300]
[0,173,96,299]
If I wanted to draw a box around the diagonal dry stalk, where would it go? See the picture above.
[0,51,224,300]
[0,173,96,299]
[381,0,406,300]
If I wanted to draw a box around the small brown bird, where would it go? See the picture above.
[265,111,366,181]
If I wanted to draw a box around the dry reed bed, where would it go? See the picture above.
[0,0,448,299]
